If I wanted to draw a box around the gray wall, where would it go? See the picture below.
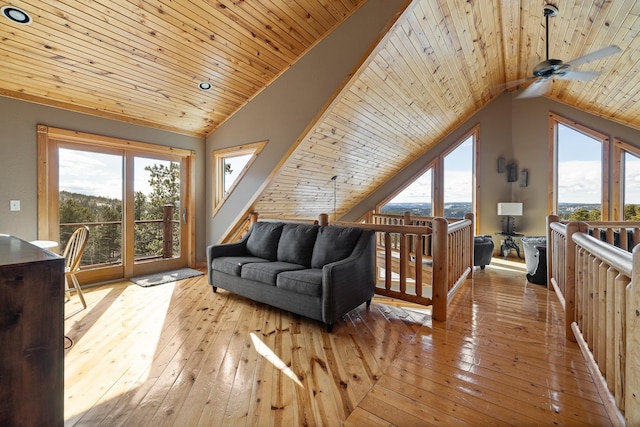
[206,0,406,244]
[0,96,207,262]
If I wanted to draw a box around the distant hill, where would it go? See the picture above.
[381,202,602,219]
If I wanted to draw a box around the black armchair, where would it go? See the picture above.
[474,235,494,269]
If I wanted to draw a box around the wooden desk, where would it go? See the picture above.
[0,235,64,426]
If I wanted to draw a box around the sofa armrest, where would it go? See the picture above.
[207,240,248,261]
[206,236,249,287]
[321,229,376,324]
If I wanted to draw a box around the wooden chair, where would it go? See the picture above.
[63,226,89,309]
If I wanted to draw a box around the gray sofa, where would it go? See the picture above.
[207,221,376,332]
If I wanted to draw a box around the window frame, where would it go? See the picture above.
[374,124,479,232]
[37,125,196,282]
[612,138,640,220]
[376,160,436,216]
[212,141,266,216]
[547,113,610,220]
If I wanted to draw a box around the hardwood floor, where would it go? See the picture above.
[63,258,611,426]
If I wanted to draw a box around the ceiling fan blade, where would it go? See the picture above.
[557,70,600,81]
[490,76,536,95]
[565,45,621,67]
[516,78,552,99]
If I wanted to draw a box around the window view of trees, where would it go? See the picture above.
[59,153,181,267]
[134,160,181,260]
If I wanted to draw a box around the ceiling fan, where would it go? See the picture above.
[508,4,621,99]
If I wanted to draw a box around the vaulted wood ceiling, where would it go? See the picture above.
[0,0,366,136]
[2,0,640,221]
[253,0,640,220]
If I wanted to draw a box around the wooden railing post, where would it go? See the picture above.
[627,244,640,425]
[432,217,448,322]
[162,204,173,258]
[565,221,588,342]
[403,211,411,225]
[547,215,559,290]
[249,212,259,225]
[465,213,474,278]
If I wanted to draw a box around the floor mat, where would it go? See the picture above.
[131,268,204,287]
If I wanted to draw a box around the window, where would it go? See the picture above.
[212,141,266,215]
[613,138,640,220]
[378,165,434,216]
[376,125,478,225]
[549,113,609,220]
[37,125,196,283]
[442,132,475,219]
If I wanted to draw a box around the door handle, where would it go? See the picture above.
[182,208,187,224]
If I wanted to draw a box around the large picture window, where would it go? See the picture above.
[613,138,640,220]
[548,113,609,220]
[376,125,478,226]
[37,125,196,283]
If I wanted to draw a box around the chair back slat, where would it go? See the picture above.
[63,226,89,272]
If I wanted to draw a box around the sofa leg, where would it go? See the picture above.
[366,299,372,309]
[480,265,486,270]
[211,286,217,293]
[326,323,333,333]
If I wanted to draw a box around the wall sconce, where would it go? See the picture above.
[520,169,528,187]
[506,162,518,182]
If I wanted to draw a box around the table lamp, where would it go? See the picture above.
[497,202,523,234]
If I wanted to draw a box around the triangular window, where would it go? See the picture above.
[213,141,266,215]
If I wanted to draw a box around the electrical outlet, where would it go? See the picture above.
[10,200,20,211]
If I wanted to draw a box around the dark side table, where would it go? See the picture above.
[496,232,524,259]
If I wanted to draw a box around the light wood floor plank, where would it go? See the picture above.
[63,261,614,426]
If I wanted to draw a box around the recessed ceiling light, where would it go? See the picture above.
[198,82,212,90]
[1,5,32,25]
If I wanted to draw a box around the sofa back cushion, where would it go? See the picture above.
[311,226,363,268]
[277,223,319,267]
[246,222,284,261]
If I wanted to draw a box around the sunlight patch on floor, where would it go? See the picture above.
[64,281,176,420]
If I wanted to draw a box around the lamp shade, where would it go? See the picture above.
[497,202,523,216]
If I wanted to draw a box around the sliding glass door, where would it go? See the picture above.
[38,126,195,284]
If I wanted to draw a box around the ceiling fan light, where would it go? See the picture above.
[543,4,558,17]
[1,6,32,25]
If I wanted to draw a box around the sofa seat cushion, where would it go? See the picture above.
[311,226,363,268]
[241,261,306,286]
[212,256,269,276]
[246,222,285,261]
[277,223,319,266]
[277,269,323,297]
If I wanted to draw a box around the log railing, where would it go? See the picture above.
[231,212,474,321]
[547,215,640,425]
[336,212,473,321]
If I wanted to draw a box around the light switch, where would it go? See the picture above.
[10,200,20,211]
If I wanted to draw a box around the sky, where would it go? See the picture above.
[59,132,640,207]
[59,148,173,199]
[388,137,473,204]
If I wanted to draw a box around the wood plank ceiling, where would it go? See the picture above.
[252,0,640,220]
[0,0,366,136]
[2,0,640,220]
